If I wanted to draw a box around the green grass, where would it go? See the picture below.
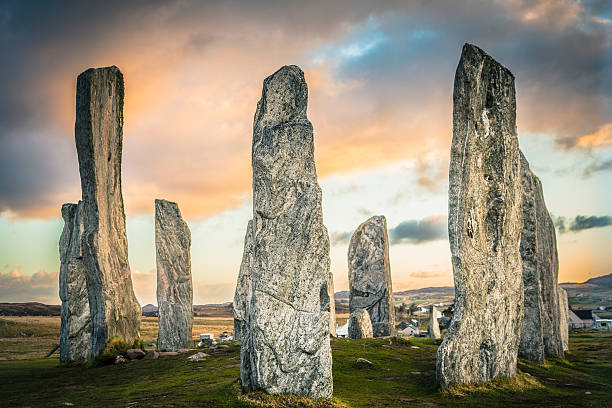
[1,321,611,407]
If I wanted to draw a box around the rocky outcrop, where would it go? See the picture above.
[348,215,395,337]
[428,306,441,339]
[518,153,563,361]
[437,44,524,388]
[241,65,333,399]
[75,66,141,357]
[233,220,253,343]
[155,199,193,351]
[558,285,569,351]
[348,309,373,339]
[59,202,91,362]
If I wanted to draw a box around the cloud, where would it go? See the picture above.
[0,268,59,304]
[330,231,352,246]
[583,157,612,177]
[553,214,612,233]
[389,215,447,245]
[558,123,612,150]
[408,271,445,279]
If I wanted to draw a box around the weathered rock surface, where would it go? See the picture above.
[155,199,192,351]
[428,306,441,339]
[241,65,333,399]
[75,66,141,357]
[348,309,373,339]
[126,348,146,360]
[59,202,91,362]
[329,271,336,337]
[558,285,569,351]
[348,215,395,337]
[233,220,253,343]
[518,153,563,361]
[437,44,524,388]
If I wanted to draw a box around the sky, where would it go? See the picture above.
[0,0,611,305]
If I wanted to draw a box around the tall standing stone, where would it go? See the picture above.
[59,202,91,362]
[428,306,441,339]
[348,215,395,337]
[518,153,563,361]
[75,66,141,357]
[558,285,569,351]
[155,199,192,351]
[348,309,373,339]
[329,271,336,337]
[233,220,253,343]
[242,65,333,399]
[437,44,524,388]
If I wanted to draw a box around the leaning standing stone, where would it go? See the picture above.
[348,215,395,337]
[75,66,141,357]
[558,285,569,351]
[155,199,193,351]
[428,306,441,339]
[233,220,253,343]
[59,202,91,362]
[348,309,373,339]
[436,44,523,388]
[242,65,333,399]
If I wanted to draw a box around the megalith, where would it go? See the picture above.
[241,65,333,399]
[518,153,563,361]
[428,306,441,339]
[348,309,373,339]
[436,44,524,388]
[558,285,569,351]
[155,199,193,351]
[233,220,253,343]
[59,202,91,362]
[75,66,141,357]
[348,215,395,337]
[329,271,337,337]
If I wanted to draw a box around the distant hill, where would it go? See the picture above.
[0,302,60,316]
[584,273,612,289]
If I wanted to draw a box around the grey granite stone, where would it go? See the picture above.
[437,44,524,388]
[558,285,569,351]
[155,199,193,351]
[428,306,441,339]
[233,220,253,343]
[348,215,395,337]
[348,309,373,339]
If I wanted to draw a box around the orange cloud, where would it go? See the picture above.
[576,123,612,149]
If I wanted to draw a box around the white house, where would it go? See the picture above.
[336,321,349,338]
[401,325,420,337]
[593,313,612,329]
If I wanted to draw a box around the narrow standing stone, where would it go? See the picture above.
[428,306,441,339]
[437,44,524,388]
[348,309,373,339]
[242,65,333,399]
[155,199,192,351]
[558,285,569,351]
[329,271,336,337]
[59,202,91,362]
[518,153,563,361]
[75,66,141,357]
[233,220,253,343]
[348,215,395,337]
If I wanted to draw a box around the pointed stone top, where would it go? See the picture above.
[459,43,514,79]
[78,65,122,79]
[357,215,387,230]
[254,65,308,129]
[155,199,182,217]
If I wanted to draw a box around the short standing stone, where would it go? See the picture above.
[155,199,193,351]
[518,153,563,361]
[348,309,373,339]
[436,44,524,388]
[428,306,441,339]
[233,220,253,343]
[242,65,333,399]
[348,215,395,337]
[75,66,141,357]
[558,285,569,351]
[59,202,91,362]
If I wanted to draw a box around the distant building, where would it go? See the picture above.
[336,321,349,338]
[401,325,420,337]
[570,309,594,329]
[593,313,612,329]
[395,321,409,331]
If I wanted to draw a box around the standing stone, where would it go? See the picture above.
[348,309,373,339]
[518,153,563,361]
[348,215,395,337]
[558,285,569,351]
[59,202,91,362]
[75,66,141,357]
[233,220,253,343]
[329,271,336,337]
[242,65,333,399]
[428,306,441,339]
[155,199,193,351]
[437,44,524,388]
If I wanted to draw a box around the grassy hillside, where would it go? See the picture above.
[0,316,611,407]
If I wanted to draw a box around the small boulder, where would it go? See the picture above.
[354,358,374,369]
[114,355,128,364]
[187,352,209,362]
[143,350,159,360]
[158,351,179,357]
[126,348,146,360]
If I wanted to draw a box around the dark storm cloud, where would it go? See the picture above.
[553,215,612,233]
[389,215,447,245]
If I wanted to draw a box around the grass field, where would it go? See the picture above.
[0,317,611,407]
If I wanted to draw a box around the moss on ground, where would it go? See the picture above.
[0,323,610,407]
